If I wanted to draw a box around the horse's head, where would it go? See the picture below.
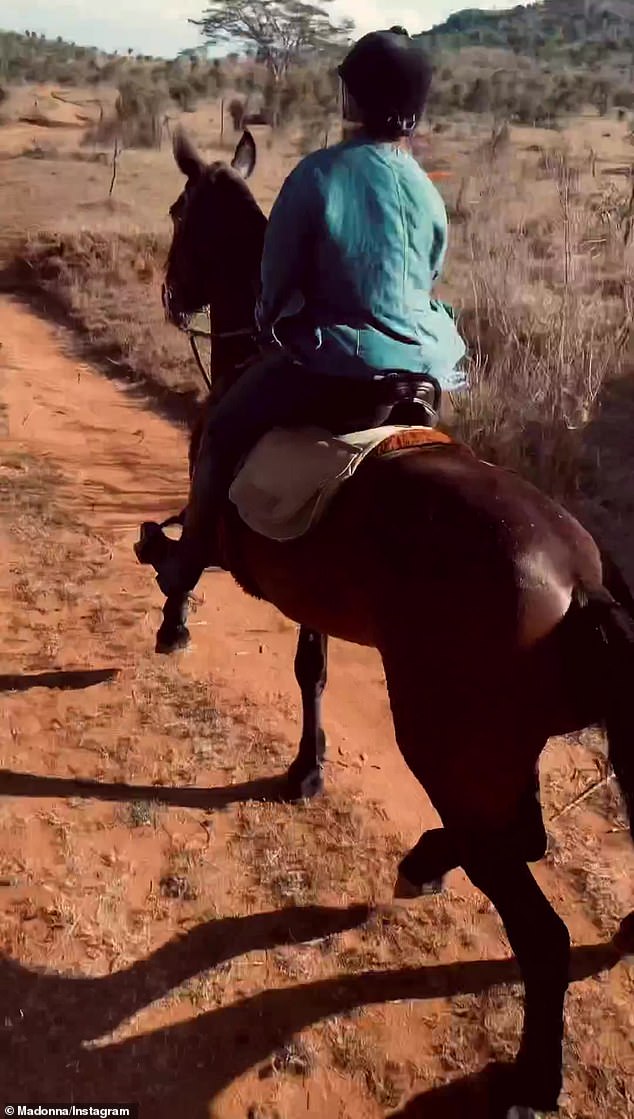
[163,128,266,333]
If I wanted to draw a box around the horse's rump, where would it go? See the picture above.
[222,439,602,653]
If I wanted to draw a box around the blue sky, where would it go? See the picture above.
[2,0,511,58]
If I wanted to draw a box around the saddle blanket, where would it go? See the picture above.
[228,424,452,542]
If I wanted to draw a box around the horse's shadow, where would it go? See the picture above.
[0,766,286,811]
[388,1070,503,1118]
[0,668,119,693]
[1,903,625,1118]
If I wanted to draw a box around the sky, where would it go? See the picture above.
[1,0,512,59]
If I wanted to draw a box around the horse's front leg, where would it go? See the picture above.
[286,627,328,800]
[135,517,193,654]
[156,592,191,654]
[394,827,456,897]
[395,765,548,898]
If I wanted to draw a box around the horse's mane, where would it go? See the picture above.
[213,164,267,230]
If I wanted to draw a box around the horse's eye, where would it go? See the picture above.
[170,196,186,227]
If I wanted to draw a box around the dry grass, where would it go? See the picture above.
[7,228,199,405]
[441,134,634,496]
[1,96,633,501]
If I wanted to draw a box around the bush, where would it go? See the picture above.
[84,77,167,149]
[168,79,197,112]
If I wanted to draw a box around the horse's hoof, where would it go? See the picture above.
[613,911,634,956]
[394,871,421,899]
[487,1060,559,1117]
[284,766,324,802]
[393,871,445,899]
[155,624,191,655]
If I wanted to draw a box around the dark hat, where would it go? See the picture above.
[338,27,432,128]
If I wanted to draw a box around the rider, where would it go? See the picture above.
[152,26,466,597]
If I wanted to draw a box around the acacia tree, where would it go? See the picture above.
[190,0,353,84]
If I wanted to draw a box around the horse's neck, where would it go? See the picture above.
[210,220,265,384]
[211,257,262,384]
[214,336,257,383]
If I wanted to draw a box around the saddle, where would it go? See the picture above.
[229,423,453,541]
[135,374,454,562]
[228,374,451,542]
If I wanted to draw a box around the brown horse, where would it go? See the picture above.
[142,128,634,1117]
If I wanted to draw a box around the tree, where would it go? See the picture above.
[190,0,353,83]
[463,76,491,113]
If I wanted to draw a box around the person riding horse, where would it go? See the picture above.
[133,28,634,1116]
[152,26,466,601]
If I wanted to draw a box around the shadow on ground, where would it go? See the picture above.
[0,767,287,810]
[0,668,119,693]
[1,904,626,1118]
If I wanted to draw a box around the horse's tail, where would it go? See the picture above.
[599,544,634,617]
[575,579,634,840]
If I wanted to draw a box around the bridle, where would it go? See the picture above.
[185,314,213,390]
[165,188,257,393]
[147,307,254,539]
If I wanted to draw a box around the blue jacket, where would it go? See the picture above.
[256,134,466,389]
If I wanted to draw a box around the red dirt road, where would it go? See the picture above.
[0,294,632,1118]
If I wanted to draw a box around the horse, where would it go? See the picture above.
[138,127,634,1117]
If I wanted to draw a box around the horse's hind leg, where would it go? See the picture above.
[383,637,566,1107]
[286,627,328,800]
[460,838,569,1113]
[514,763,548,862]
[396,765,548,898]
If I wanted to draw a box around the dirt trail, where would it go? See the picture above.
[1,294,633,1118]
[0,294,429,840]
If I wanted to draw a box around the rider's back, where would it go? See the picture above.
[258,135,466,389]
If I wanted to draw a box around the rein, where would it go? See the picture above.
[158,309,253,535]
[188,330,212,391]
[182,307,254,393]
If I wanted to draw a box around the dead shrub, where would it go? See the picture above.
[447,149,632,497]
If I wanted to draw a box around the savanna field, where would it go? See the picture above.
[0,35,634,1119]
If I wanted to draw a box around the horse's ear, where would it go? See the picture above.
[231,129,256,180]
[173,126,204,181]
